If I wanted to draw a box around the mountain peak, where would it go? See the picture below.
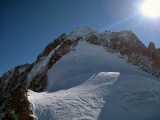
[73,27,96,33]
[0,27,160,120]
[66,27,96,40]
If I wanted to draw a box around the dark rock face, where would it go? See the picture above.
[148,42,156,50]
[2,86,35,120]
[0,64,31,104]
[0,29,160,119]
[147,42,160,68]
[29,72,48,92]
[36,33,67,62]
[0,64,33,119]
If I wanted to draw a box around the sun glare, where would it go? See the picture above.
[140,0,160,18]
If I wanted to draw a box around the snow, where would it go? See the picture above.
[29,72,119,120]
[46,41,151,91]
[28,41,160,120]
[26,45,60,87]
[66,27,96,40]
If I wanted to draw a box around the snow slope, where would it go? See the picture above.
[29,72,119,120]
[28,41,160,120]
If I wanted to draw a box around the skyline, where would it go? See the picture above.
[0,0,160,76]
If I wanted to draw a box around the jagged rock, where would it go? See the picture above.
[2,85,35,120]
[0,64,32,119]
[29,73,48,92]
[148,42,156,50]
[36,33,67,61]
[146,42,160,69]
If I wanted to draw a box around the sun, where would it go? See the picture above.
[140,0,160,18]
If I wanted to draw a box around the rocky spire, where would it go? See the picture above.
[148,42,156,50]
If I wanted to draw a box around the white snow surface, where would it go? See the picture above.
[28,41,160,120]
[29,72,119,120]
[66,27,96,40]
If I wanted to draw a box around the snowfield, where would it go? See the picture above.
[29,72,119,120]
[28,40,160,120]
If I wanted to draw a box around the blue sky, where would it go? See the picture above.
[0,0,160,76]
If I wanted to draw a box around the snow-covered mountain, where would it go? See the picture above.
[0,27,160,120]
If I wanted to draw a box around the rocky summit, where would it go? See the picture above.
[0,27,160,120]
